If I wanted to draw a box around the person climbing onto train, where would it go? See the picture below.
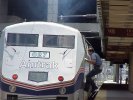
[84,47,102,93]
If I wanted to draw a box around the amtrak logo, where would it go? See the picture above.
[19,60,58,69]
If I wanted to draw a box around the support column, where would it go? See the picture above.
[114,64,119,83]
[129,52,133,92]
[0,0,8,22]
[47,0,58,22]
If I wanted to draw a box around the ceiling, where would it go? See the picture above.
[97,0,133,63]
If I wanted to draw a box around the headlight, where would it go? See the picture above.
[9,85,16,92]
[59,87,66,94]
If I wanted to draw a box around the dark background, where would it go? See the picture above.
[8,0,96,22]
[8,0,48,21]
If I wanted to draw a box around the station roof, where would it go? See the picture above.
[97,0,133,64]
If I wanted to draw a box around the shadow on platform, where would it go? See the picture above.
[95,83,133,100]
[100,83,128,90]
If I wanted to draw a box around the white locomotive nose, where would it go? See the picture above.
[2,22,86,100]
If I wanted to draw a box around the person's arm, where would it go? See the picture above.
[85,53,97,65]
[85,58,96,65]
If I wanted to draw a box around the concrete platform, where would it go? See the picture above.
[95,84,133,100]
[95,90,133,100]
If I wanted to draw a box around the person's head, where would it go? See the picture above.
[88,47,94,54]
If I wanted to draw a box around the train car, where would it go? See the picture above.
[0,22,88,100]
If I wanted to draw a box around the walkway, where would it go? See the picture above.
[95,83,133,100]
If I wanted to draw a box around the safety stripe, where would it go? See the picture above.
[1,67,85,91]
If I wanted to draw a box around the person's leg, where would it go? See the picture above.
[84,75,91,92]
[90,69,102,92]
[84,69,98,92]
[91,79,98,91]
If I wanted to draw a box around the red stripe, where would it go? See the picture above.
[2,67,85,91]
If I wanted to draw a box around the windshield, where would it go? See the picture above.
[7,33,38,46]
[43,35,75,49]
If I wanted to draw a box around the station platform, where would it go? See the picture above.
[94,83,133,100]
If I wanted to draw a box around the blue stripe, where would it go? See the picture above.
[1,73,84,95]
